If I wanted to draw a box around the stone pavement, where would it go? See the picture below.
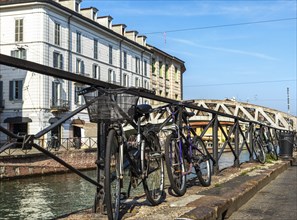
[228,160,297,220]
[61,158,293,220]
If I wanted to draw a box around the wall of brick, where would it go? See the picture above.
[0,149,97,179]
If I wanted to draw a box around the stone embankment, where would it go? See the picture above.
[0,149,97,179]
[61,158,293,220]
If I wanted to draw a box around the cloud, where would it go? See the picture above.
[171,38,278,61]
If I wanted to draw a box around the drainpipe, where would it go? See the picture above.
[119,39,123,86]
[141,50,145,103]
[67,14,73,107]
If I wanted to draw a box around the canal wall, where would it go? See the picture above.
[0,149,97,180]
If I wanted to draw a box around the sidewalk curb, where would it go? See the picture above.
[179,161,290,220]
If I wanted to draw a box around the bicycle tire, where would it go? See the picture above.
[142,132,165,205]
[253,138,266,164]
[105,129,121,220]
[164,132,186,196]
[192,137,212,187]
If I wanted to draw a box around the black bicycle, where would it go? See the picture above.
[154,103,212,196]
[81,86,165,220]
[252,127,278,164]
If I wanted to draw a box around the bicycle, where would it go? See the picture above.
[252,128,266,163]
[81,86,165,220]
[262,127,278,161]
[46,135,60,151]
[252,127,278,164]
[154,103,212,196]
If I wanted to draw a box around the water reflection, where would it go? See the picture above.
[0,170,96,220]
[0,151,250,219]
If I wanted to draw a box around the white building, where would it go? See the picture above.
[0,0,152,143]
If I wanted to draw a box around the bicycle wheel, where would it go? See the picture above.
[142,132,165,205]
[164,132,186,196]
[268,142,278,161]
[192,137,212,187]
[253,138,266,164]
[105,129,121,220]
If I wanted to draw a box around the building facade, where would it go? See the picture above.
[0,0,185,144]
[149,45,185,106]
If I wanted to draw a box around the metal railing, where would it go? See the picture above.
[50,99,70,111]
[0,53,295,215]
[0,137,97,156]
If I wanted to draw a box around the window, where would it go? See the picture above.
[76,32,81,53]
[94,39,98,59]
[92,10,96,20]
[93,64,100,79]
[76,59,84,74]
[159,61,163,78]
[15,19,23,42]
[144,80,148,89]
[123,74,129,87]
[135,77,139,87]
[175,94,178,100]
[52,80,61,106]
[75,1,79,12]
[135,57,140,74]
[165,64,169,80]
[152,58,156,74]
[54,23,60,46]
[165,91,169,97]
[53,52,63,69]
[108,69,115,83]
[144,60,147,76]
[9,80,23,101]
[11,49,26,60]
[175,66,179,82]
[123,51,127,69]
[74,86,84,105]
[109,45,113,64]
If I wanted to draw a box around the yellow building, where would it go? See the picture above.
[148,45,186,106]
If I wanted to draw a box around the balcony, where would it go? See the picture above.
[50,99,70,113]
[0,100,4,112]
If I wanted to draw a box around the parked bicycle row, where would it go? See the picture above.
[0,85,284,220]
[79,86,281,220]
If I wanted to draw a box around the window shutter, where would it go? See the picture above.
[9,81,13,100]
[52,81,55,104]
[0,81,3,102]
[81,61,85,74]
[18,80,23,99]
[60,54,63,70]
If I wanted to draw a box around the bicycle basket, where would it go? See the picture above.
[82,87,139,122]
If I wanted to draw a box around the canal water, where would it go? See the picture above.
[0,151,250,219]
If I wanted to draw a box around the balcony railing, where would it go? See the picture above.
[50,99,70,112]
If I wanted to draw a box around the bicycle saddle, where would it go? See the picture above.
[134,104,152,121]
[182,111,195,118]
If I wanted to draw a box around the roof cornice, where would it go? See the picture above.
[0,0,151,53]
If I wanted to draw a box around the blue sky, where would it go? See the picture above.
[82,0,297,116]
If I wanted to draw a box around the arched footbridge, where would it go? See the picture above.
[185,99,296,131]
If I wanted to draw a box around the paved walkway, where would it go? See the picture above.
[228,161,297,220]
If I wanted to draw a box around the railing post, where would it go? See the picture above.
[249,123,254,161]
[93,122,106,213]
[234,119,240,167]
[212,114,219,174]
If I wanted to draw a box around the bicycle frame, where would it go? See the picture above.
[155,104,214,176]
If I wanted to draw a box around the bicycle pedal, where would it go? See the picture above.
[120,192,128,200]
